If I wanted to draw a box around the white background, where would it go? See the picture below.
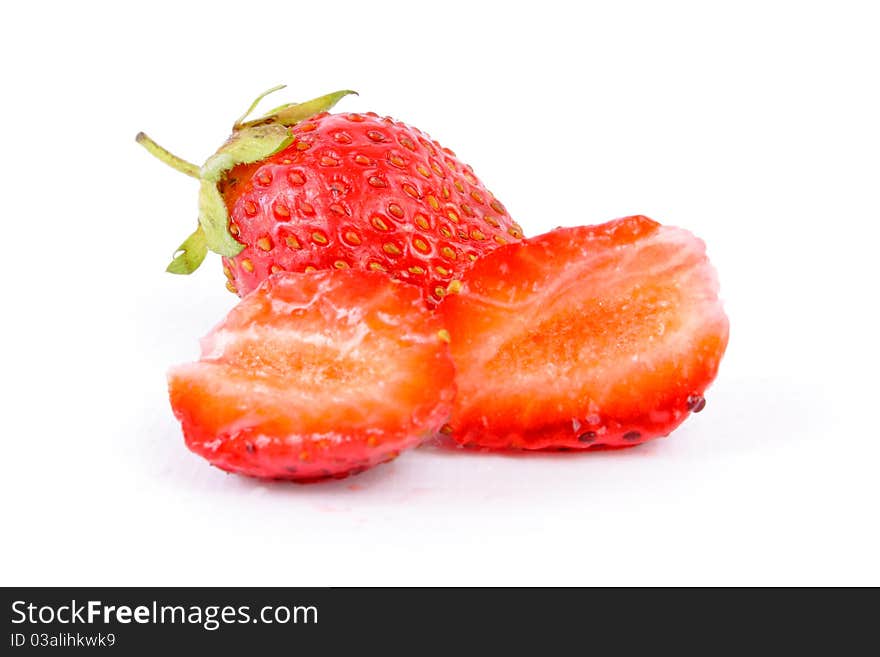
[2,0,878,586]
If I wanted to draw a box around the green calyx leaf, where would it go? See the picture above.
[200,123,294,183]
[167,225,208,274]
[237,89,358,129]
[139,85,356,274]
[198,180,246,257]
[196,123,293,256]
[196,88,356,259]
[233,84,287,127]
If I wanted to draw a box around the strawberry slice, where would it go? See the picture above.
[438,215,729,450]
[168,270,456,481]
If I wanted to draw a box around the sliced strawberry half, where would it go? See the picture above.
[168,270,456,481]
[438,215,729,450]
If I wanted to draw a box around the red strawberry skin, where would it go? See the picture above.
[168,270,456,481]
[438,216,729,450]
[218,112,523,306]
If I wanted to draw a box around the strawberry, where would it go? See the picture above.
[438,215,729,450]
[137,87,523,306]
[168,269,456,481]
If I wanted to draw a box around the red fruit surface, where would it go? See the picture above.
[168,270,456,481]
[218,112,523,305]
[438,215,729,450]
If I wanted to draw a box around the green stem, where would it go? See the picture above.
[135,132,201,179]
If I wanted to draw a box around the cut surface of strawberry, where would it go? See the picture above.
[438,215,729,450]
[168,270,456,481]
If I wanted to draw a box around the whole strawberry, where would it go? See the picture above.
[137,87,523,305]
